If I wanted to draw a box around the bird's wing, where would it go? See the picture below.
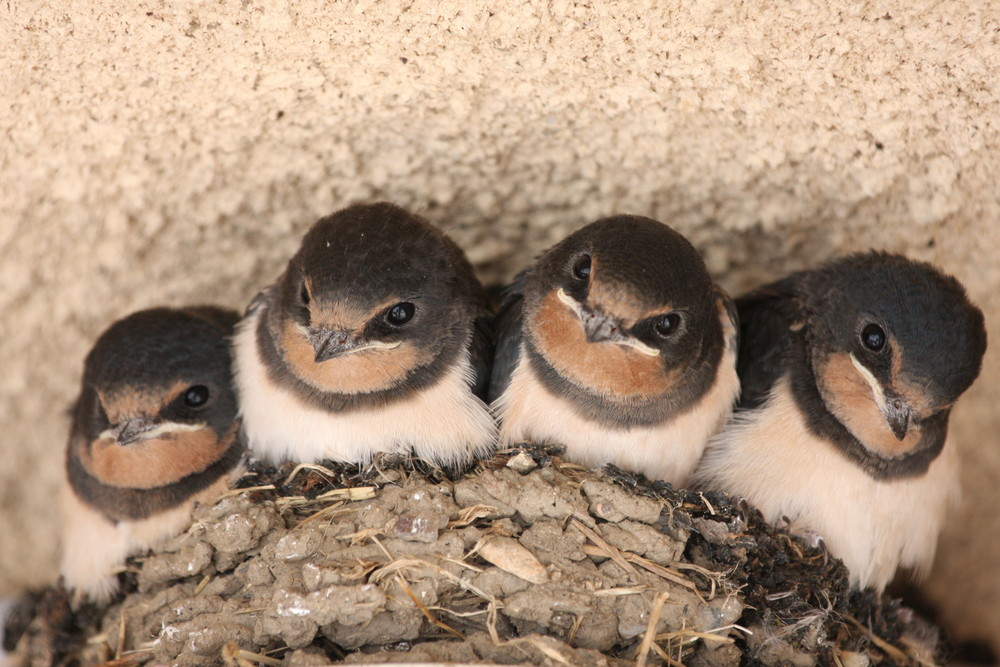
[714,285,740,356]
[243,285,276,318]
[486,272,528,403]
[182,305,241,331]
[468,303,495,402]
[735,276,804,409]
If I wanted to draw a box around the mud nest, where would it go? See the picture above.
[7,448,943,666]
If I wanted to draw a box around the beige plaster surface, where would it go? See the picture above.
[2,0,998,653]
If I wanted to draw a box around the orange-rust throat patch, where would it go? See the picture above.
[78,423,238,490]
[531,289,673,400]
[279,320,425,394]
[815,352,925,458]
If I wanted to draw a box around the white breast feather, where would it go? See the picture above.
[494,337,739,488]
[60,472,234,603]
[234,307,497,466]
[694,377,959,591]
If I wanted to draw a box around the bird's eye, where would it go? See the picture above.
[861,323,886,351]
[300,284,310,306]
[183,385,210,408]
[386,302,416,326]
[654,313,681,337]
[572,255,592,281]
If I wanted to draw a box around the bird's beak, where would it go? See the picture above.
[882,395,912,441]
[849,353,911,441]
[111,417,157,446]
[557,289,659,357]
[309,327,357,363]
[308,327,401,363]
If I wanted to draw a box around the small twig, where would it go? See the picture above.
[671,561,726,580]
[698,492,716,515]
[218,484,275,499]
[94,657,143,667]
[437,555,484,573]
[273,495,308,510]
[581,545,702,596]
[635,591,670,667]
[282,462,337,487]
[85,631,109,646]
[222,641,283,666]
[297,502,352,526]
[648,641,673,664]
[343,527,385,546]
[487,601,501,644]
[568,613,585,645]
[369,535,395,560]
[571,519,641,579]
[448,504,498,528]
[655,627,735,645]
[594,585,648,597]
[512,637,570,664]
[314,486,377,502]
[624,552,701,594]
[193,574,212,596]
[395,574,465,639]
[115,607,127,659]
[369,556,498,604]
[650,641,686,667]
[428,606,491,619]
[232,607,268,616]
[844,614,910,664]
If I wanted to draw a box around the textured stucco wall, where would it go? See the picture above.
[2,0,998,653]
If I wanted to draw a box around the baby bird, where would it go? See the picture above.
[693,252,987,591]
[489,215,740,486]
[62,307,243,603]
[234,202,496,467]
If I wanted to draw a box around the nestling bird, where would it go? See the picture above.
[489,215,740,486]
[692,252,987,591]
[234,202,496,467]
[62,306,244,603]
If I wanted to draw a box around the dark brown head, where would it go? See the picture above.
[802,252,986,460]
[67,306,243,520]
[520,215,727,425]
[266,202,483,398]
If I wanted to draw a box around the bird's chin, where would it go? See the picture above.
[83,424,228,490]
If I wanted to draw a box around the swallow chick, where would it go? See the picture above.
[234,202,496,467]
[488,215,740,486]
[692,252,987,591]
[62,306,244,603]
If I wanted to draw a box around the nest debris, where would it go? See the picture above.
[6,448,943,666]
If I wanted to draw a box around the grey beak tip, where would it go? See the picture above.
[114,418,155,446]
[313,344,336,364]
[582,310,622,344]
[886,400,911,441]
[310,328,352,363]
